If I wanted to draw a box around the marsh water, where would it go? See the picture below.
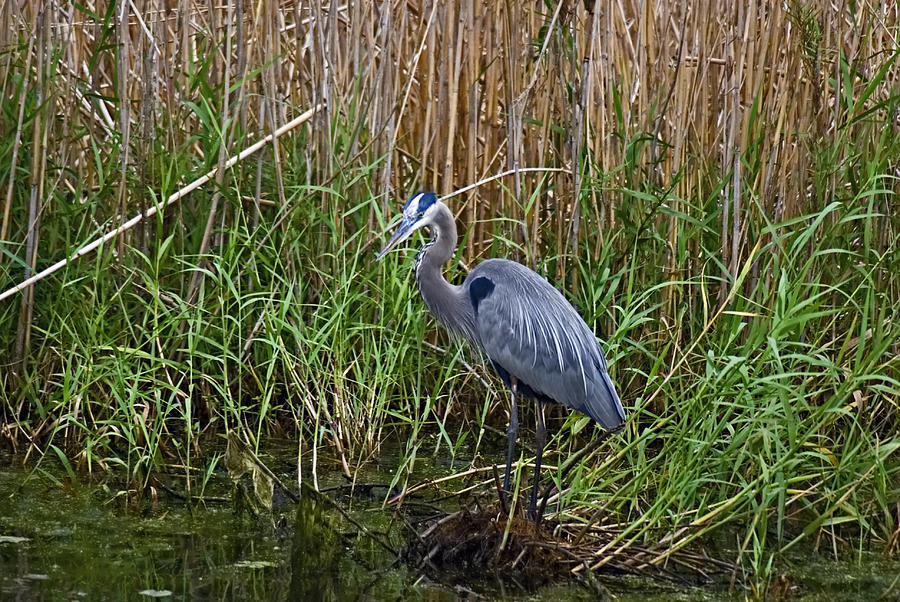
[1,448,897,601]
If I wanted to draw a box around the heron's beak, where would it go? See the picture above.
[376,215,423,261]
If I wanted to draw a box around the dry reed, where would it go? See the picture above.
[0,0,896,325]
[0,3,894,234]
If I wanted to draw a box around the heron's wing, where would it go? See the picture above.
[470,260,625,429]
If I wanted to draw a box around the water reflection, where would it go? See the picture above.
[0,463,408,600]
[2,456,898,601]
[289,494,341,601]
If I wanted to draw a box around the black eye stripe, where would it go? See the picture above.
[403,191,437,216]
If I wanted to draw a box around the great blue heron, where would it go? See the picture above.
[377,191,625,520]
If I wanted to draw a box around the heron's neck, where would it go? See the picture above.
[414,203,475,340]
[416,203,456,276]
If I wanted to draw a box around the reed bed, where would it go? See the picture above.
[0,0,898,593]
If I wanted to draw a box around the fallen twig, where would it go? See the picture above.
[0,105,323,303]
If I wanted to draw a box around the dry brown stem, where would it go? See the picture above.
[0,106,322,304]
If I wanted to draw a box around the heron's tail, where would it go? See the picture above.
[584,364,626,430]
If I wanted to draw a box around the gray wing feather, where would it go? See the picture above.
[468,259,626,429]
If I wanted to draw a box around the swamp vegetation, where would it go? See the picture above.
[0,0,899,598]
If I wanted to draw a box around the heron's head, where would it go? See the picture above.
[376,191,439,260]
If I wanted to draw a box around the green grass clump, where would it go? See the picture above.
[560,195,900,583]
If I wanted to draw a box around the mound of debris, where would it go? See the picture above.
[403,502,737,592]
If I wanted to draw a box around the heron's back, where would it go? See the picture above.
[466,259,625,429]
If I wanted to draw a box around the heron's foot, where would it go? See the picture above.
[527,494,546,525]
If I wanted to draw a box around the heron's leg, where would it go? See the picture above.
[502,377,519,506]
[529,400,547,521]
